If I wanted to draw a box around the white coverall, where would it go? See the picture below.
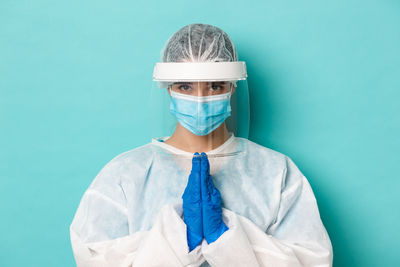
[70,135,333,266]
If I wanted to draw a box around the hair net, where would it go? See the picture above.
[161,23,238,63]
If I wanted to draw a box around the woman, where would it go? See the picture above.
[70,23,333,267]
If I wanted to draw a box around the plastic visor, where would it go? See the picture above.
[149,62,249,158]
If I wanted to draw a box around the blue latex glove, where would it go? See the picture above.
[200,152,229,244]
[182,152,203,251]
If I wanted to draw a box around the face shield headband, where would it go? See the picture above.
[153,61,247,88]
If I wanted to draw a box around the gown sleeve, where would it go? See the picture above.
[201,156,333,267]
[69,158,205,267]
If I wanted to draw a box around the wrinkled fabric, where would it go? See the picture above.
[70,135,333,266]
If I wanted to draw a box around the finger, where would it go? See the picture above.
[183,152,201,200]
[199,153,221,205]
[200,154,210,202]
[201,152,216,197]
[191,152,201,175]
[200,152,210,175]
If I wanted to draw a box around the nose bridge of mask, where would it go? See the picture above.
[169,89,232,121]
[169,88,232,103]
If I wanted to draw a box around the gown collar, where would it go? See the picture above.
[151,134,236,156]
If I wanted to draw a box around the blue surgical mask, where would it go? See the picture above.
[169,90,232,136]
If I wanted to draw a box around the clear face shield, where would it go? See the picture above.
[150,62,249,158]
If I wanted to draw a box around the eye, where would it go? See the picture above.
[177,83,192,91]
[179,84,190,90]
[210,82,225,91]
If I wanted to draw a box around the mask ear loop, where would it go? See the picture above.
[227,81,234,96]
[228,80,238,96]
[167,84,172,96]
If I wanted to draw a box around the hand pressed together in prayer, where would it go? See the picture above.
[182,152,229,251]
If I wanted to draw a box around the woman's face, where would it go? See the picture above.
[169,81,234,96]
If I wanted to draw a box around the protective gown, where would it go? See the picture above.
[70,135,333,266]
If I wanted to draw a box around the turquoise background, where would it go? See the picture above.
[1,0,399,266]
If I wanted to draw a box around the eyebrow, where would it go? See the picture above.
[173,82,226,84]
